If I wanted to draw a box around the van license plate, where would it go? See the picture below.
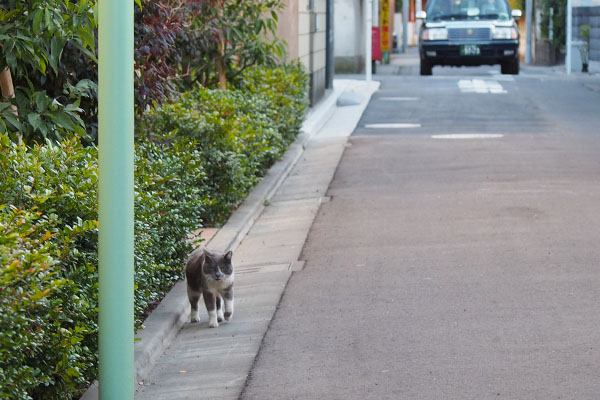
[460,45,480,55]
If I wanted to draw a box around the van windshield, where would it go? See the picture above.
[427,0,511,21]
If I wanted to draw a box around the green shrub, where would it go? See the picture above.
[0,136,98,399]
[0,206,96,400]
[0,0,97,143]
[239,63,309,144]
[539,0,566,49]
[145,89,277,224]
[144,64,308,224]
[133,136,208,316]
[0,134,208,398]
[0,62,308,399]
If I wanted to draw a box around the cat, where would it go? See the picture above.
[185,248,234,328]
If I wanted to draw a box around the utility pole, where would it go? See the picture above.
[416,0,423,49]
[98,0,135,397]
[402,0,409,52]
[525,0,532,64]
[566,0,572,74]
[365,0,373,80]
[326,0,334,89]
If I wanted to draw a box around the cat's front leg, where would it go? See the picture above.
[216,295,224,323]
[187,286,202,323]
[223,286,234,321]
[203,291,219,328]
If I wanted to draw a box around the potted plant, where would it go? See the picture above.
[579,24,590,72]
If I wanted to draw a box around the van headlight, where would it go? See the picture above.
[422,28,448,41]
[492,26,518,40]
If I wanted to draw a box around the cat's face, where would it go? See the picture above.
[202,250,233,281]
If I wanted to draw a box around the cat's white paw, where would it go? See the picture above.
[190,314,200,323]
[208,320,219,328]
[224,312,232,321]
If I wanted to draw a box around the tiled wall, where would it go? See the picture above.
[278,0,330,104]
[299,0,328,103]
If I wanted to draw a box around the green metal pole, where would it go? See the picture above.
[98,0,134,397]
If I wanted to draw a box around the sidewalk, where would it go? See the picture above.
[123,78,379,400]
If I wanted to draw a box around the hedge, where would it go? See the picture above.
[0,64,308,399]
[143,63,308,225]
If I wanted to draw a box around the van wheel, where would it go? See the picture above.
[501,59,519,75]
[420,60,433,75]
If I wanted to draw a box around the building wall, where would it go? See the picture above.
[278,0,328,104]
[573,6,600,62]
[334,0,364,73]
[298,0,328,104]
[278,0,300,59]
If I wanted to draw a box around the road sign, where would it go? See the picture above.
[381,0,390,52]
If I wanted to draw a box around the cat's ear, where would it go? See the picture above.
[224,250,232,262]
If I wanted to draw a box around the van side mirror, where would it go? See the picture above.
[416,10,427,19]
[511,9,522,20]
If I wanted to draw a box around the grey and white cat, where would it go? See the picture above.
[185,248,234,328]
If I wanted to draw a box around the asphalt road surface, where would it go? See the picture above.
[241,65,600,399]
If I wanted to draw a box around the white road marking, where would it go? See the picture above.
[379,97,420,101]
[458,79,507,94]
[365,123,422,129]
[432,133,504,139]
[490,73,515,81]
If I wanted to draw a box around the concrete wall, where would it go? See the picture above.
[573,6,600,62]
[334,0,364,73]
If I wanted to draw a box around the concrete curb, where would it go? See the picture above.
[80,87,339,400]
[300,87,340,138]
[207,136,307,254]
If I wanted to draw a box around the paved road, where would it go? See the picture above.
[241,66,600,399]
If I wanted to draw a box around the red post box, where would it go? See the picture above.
[372,26,382,61]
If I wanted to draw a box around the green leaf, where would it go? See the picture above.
[47,111,75,131]
[72,42,97,63]
[78,0,90,13]
[0,102,12,112]
[93,2,99,26]
[50,98,62,111]
[49,37,65,75]
[27,113,43,132]
[79,26,96,51]
[5,52,17,70]
[44,9,51,32]
[32,9,43,35]
[34,55,47,75]
[63,100,82,113]
[35,92,51,113]
[4,112,23,131]
[254,19,263,35]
